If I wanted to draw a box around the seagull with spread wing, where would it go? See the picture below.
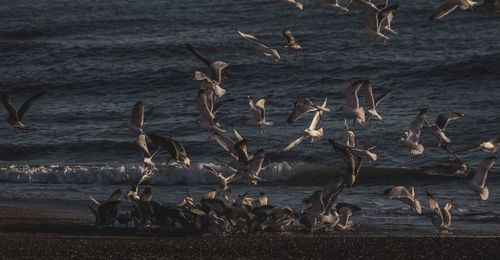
[467,156,497,200]
[329,138,362,187]
[282,28,302,52]
[148,134,191,168]
[321,0,349,13]
[238,30,281,62]
[287,97,330,123]
[384,186,422,214]
[244,97,273,127]
[430,0,476,20]
[283,98,328,151]
[186,44,229,84]
[121,100,155,136]
[400,108,427,155]
[342,80,393,125]
[1,91,46,129]
[426,191,453,233]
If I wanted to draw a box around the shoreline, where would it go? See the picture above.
[1,204,500,258]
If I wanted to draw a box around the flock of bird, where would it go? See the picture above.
[2,0,499,235]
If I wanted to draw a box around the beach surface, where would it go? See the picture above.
[1,200,500,259]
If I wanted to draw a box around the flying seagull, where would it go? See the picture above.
[426,191,453,233]
[185,44,229,84]
[321,0,349,13]
[287,97,330,123]
[384,186,422,214]
[361,7,390,44]
[430,0,476,20]
[378,4,399,35]
[283,98,328,151]
[1,91,46,129]
[283,29,302,52]
[121,101,154,136]
[244,97,273,127]
[137,134,158,168]
[400,108,427,155]
[467,156,497,200]
[423,156,470,177]
[203,165,240,192]
[193,71,227,98]
[148,134,191,168]
[238,30,281,62]
[280,0,304,10]
[328,138,362,187]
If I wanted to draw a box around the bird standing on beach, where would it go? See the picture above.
[1,91,46,129]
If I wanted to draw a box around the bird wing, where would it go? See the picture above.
[247,149,265,176]
[426,191,443,218]
[247,97,261,121]
[282,28,296,44]
[106,189,122,202]
[238,30,269,49]
[322,175,344,212]
[148,134,178,159]
[409,108,427,134]
[308,98,326,129]
[234,139,250,163]
[131,100,145,127]
[1,93,18,121]
[172,139,188,159]
[364,9,381,31]
[375,88,394,107]
[361,80,376,110]
[384,186,412,199]
[283,135,305,151]
[211,131,237,158]
[210,61,229,83]
[443,201,452,225]
[344,80,363,109]
[430,2,458,20]
[143,106,156,124]
[17,91,46,120]
[185,43,211,66]
[233,127,244,142]
[471,156,496,187]
[287,98,317,123]
[255,98,266,122]
[435,112,463,131]
[137,134,151,157]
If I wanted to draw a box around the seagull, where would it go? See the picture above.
[384,186,422,214]
[203,165,240,192]
[480,135,500,153]
[88,189,122,227]
[238,30,281,62]
[342,118,356,147]
[234,148,266,185]
[467,156,497,200]
[193,71,226,98]
[423,112,463,146]
[148,134,191,168]
[280,0,304,10]
[197,88,224,132]
[126,169,153,202]
[283,98,328,151]
[361,7,390,44]
[282,29,302,52]
[210,127,246,160]
[137,134,158,168]
[243,97,273,127]
[287,97,330,123]
[400,108,427,155]
[361,80,393,120]
[121,101,154,136]
[430,0,476,20]
[328,139,362,187]
[186,44,229,84]
[321,0,349,13]
[342,80,366,124]
[423,156,470,177]
[348,0,380,12]
[1,91,46,129]
[426,191,453,233]
[378,4,399,35]
[330,137,379,162]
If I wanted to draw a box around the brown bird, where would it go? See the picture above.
[283,29,302,52]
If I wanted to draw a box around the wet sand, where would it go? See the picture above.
[1,204,500,259]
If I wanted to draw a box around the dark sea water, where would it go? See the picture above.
[0,0,499,233]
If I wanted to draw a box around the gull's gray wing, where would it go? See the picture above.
[435,112,464,131]
[185,43,211,66]
[1,93,18,122]
[17,91,46,120]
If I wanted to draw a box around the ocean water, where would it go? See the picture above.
[0,0,499,233]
